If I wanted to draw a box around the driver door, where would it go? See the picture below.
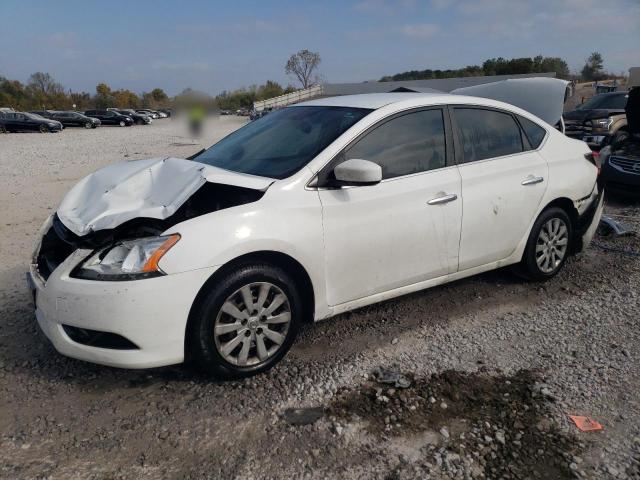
[317,108,462,307]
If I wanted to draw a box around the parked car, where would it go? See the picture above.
[33,110,101,129]
[599,71,640,196]
[563,92,629,149]
[136,109,160,119]
[84,109,133,127]
[114,109,152,125]
[158,108,172,117]
[0,111,63,133]
[28,79,603,378]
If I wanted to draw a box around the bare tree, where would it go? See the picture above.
[27,72,64,96]
[285,50,321,89]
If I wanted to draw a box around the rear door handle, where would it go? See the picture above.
[521,176,544,186]
[427,193,458,205]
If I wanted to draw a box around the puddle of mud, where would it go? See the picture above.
[328,369,583,479]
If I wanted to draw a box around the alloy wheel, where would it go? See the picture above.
[535,217,569,273]
[213,282,292,367]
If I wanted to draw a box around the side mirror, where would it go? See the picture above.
[332,159,382,186]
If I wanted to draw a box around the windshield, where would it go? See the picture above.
[192,106,371,179]
[576,93,628,110]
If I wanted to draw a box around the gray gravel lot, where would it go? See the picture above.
[1,117,639,479]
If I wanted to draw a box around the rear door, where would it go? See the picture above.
[317,107,462,306]
[451,106,548,270]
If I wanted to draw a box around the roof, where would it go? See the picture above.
[297,92,446,109]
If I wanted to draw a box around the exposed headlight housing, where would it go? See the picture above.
[74,234,180,281]
[591,117,613,130]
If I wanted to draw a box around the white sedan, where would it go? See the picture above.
[28,78,603,378]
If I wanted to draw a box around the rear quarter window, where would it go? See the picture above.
[518,115,547,149]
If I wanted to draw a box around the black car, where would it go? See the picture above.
[114,109,151,125]
[32,110,101,129]
[600,86,640,196]
[84,109,133,127]
[563,92,629,149]
[0,111,63,133]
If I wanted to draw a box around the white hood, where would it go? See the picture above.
[57,157,274,236]
[452,77,569,126]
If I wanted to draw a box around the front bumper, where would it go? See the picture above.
[602,156,640,196]
[28,250,217,369]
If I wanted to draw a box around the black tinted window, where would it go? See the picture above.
[344,109,446,179]
[455,108,523,163]
[518,115,546,149]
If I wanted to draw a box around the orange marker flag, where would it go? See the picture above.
[568,415,603,432]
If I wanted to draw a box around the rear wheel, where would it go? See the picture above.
[187,263,301,378]
[517,207,572,281]
[0,125,6,133]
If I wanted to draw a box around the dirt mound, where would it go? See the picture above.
[329,369,581,479]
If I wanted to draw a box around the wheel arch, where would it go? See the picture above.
[538,197,580,252]
[184,250,316,359]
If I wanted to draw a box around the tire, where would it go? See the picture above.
[187,263,302,379]
[517,207,572,281]
[39,124,49,133]
[119,120,125,127]
[84,122,92,129]
[0,125,6,134]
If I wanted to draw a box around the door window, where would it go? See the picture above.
[343,109,446,179]
[454,108,523,163]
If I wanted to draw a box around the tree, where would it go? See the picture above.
[27,72,64,97]
[285,49,321,89]
[150,88,169,104]
[581,52,605,81]
[94,83,114,108]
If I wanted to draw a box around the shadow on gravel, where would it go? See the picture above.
[328,369,581,479]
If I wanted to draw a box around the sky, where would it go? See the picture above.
[1,0,639,96]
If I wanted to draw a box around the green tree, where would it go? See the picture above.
[581,52,605,81]
[94,83,114,108]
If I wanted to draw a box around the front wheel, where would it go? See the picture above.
[84,121,92,129]
[0,125,6,133]
[119,120,126,127]
[187,263,301,378]
[39,124,49,133]
[517,207,572,281]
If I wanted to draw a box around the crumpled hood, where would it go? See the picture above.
[57,157,274,236]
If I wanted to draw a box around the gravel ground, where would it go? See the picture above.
[1,117,639,479]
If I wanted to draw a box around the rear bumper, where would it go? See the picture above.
[575,186,604,253]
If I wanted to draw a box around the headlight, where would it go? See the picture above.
[74,234,180,280]
[591,118,613,129]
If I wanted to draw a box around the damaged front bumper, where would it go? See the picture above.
[27,239,217,369]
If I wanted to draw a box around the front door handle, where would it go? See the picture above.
[521,176,544,186]
[427,193,458,205]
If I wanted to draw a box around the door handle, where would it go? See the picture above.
[521,176,544,186]
[427,193,458,205]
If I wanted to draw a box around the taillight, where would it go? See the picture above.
[584,151,601,174]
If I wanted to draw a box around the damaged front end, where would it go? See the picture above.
[32,157,272,282]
